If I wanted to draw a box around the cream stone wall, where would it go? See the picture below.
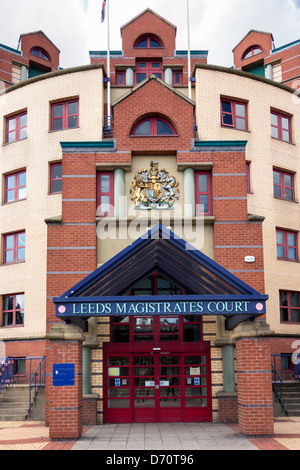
[0,66,104,340]
[195,66,300,336]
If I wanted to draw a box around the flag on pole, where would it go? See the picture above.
[101,0,107,22]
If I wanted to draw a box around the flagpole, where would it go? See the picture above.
[187,0,192,100]
[107,0,111,127]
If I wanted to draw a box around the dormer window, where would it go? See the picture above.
[30,47,50,61]
[131,117,176,136]
[242,45,263,60]
[134,35,163,48]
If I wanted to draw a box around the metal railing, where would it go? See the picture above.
[272,353,300,382]
[0,356,45,417]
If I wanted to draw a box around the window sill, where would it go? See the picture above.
[277,258,299,263]
[271,136,295,146]
[1,324,24,329]
[221,125,250,133]
[274,196,297,204]
[49,126,79,134]
[1,260,25,267]
[3,137,27,147]
[2,198,26,206]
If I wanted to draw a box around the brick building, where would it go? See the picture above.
[0,8,299,439]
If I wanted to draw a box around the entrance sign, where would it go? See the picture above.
[55,295,266,319]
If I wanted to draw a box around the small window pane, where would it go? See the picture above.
[4,296,14,311]
[199,195,208,213]
[101,175,110,193]
[52,118,63,131]
[136,73,147,84]
[52,165,62,180]
[222,113,233,126]
[285,188,293,200]
[282,130,290,142]
[274,185,281,198]
[150,39,161,47]
[5,235,14,250]
[7,176,15,190]
[8,118,16,131]
[134,120,151,135]
[288,247,296,260]
[236,118,246,130]
[6,190,15,202]
[68,101,78,115]
[136,39,148,48]
[273,171,280,185]
[287,233,296,246]
[157,120,174,135]
[291,310,300,322]
[19,127,27,139]
[235,104,246,117]
[282,117,290,130]
[290,293,300,307]
[19,114,27,127]
[221,101,232,113]
[53,105,63,118]
[198,174,208,192]
[271,114,278,126]
[68,115,78,128]
[18,172,26,187]
[271,126,279,139]
[8,131,16,143]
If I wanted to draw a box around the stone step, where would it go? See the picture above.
[0,401,29,408]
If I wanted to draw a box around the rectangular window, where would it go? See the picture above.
[273,169,295,201]
[51,99,79,131]
[221,99,247,131]
[135,61,163,84]
[6,112,27,144]
[195,171,212,215]
[4,170,26,203]
[97,172,114,216]
[271,111,292,143]
[3,232,25,264]
[50,163,62,193]
[246,162,251,193]
[276,229,298,261]
[116,71,125,85]
[173,71,183,85]
[2,294,24,327]
[280,291,300,323]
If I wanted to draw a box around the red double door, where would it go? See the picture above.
[104,350,212,423]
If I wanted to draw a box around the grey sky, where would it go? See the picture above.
[0,0,300,69]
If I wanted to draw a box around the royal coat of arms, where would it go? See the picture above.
[130,161,180,209]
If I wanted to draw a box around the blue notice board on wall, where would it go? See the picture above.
[53,363,75,386]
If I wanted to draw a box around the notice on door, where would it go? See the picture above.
[108,367,120,377]
[190,367,200,375]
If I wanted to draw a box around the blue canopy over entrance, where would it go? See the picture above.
[53,224,268,330]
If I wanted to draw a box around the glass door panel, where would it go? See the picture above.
[105,355,131,423]
[183,353,211,421]
[133,356,156,420]
[158,355,182,421]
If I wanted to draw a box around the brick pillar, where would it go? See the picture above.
[233,321,274,436]
[46,324,85,440]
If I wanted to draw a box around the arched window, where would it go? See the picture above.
[242,45,263,60]
[30,47,50,61]
[131,117,176,136]
[134,35,163,48]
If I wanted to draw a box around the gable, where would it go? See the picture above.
[54,225,268,331]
